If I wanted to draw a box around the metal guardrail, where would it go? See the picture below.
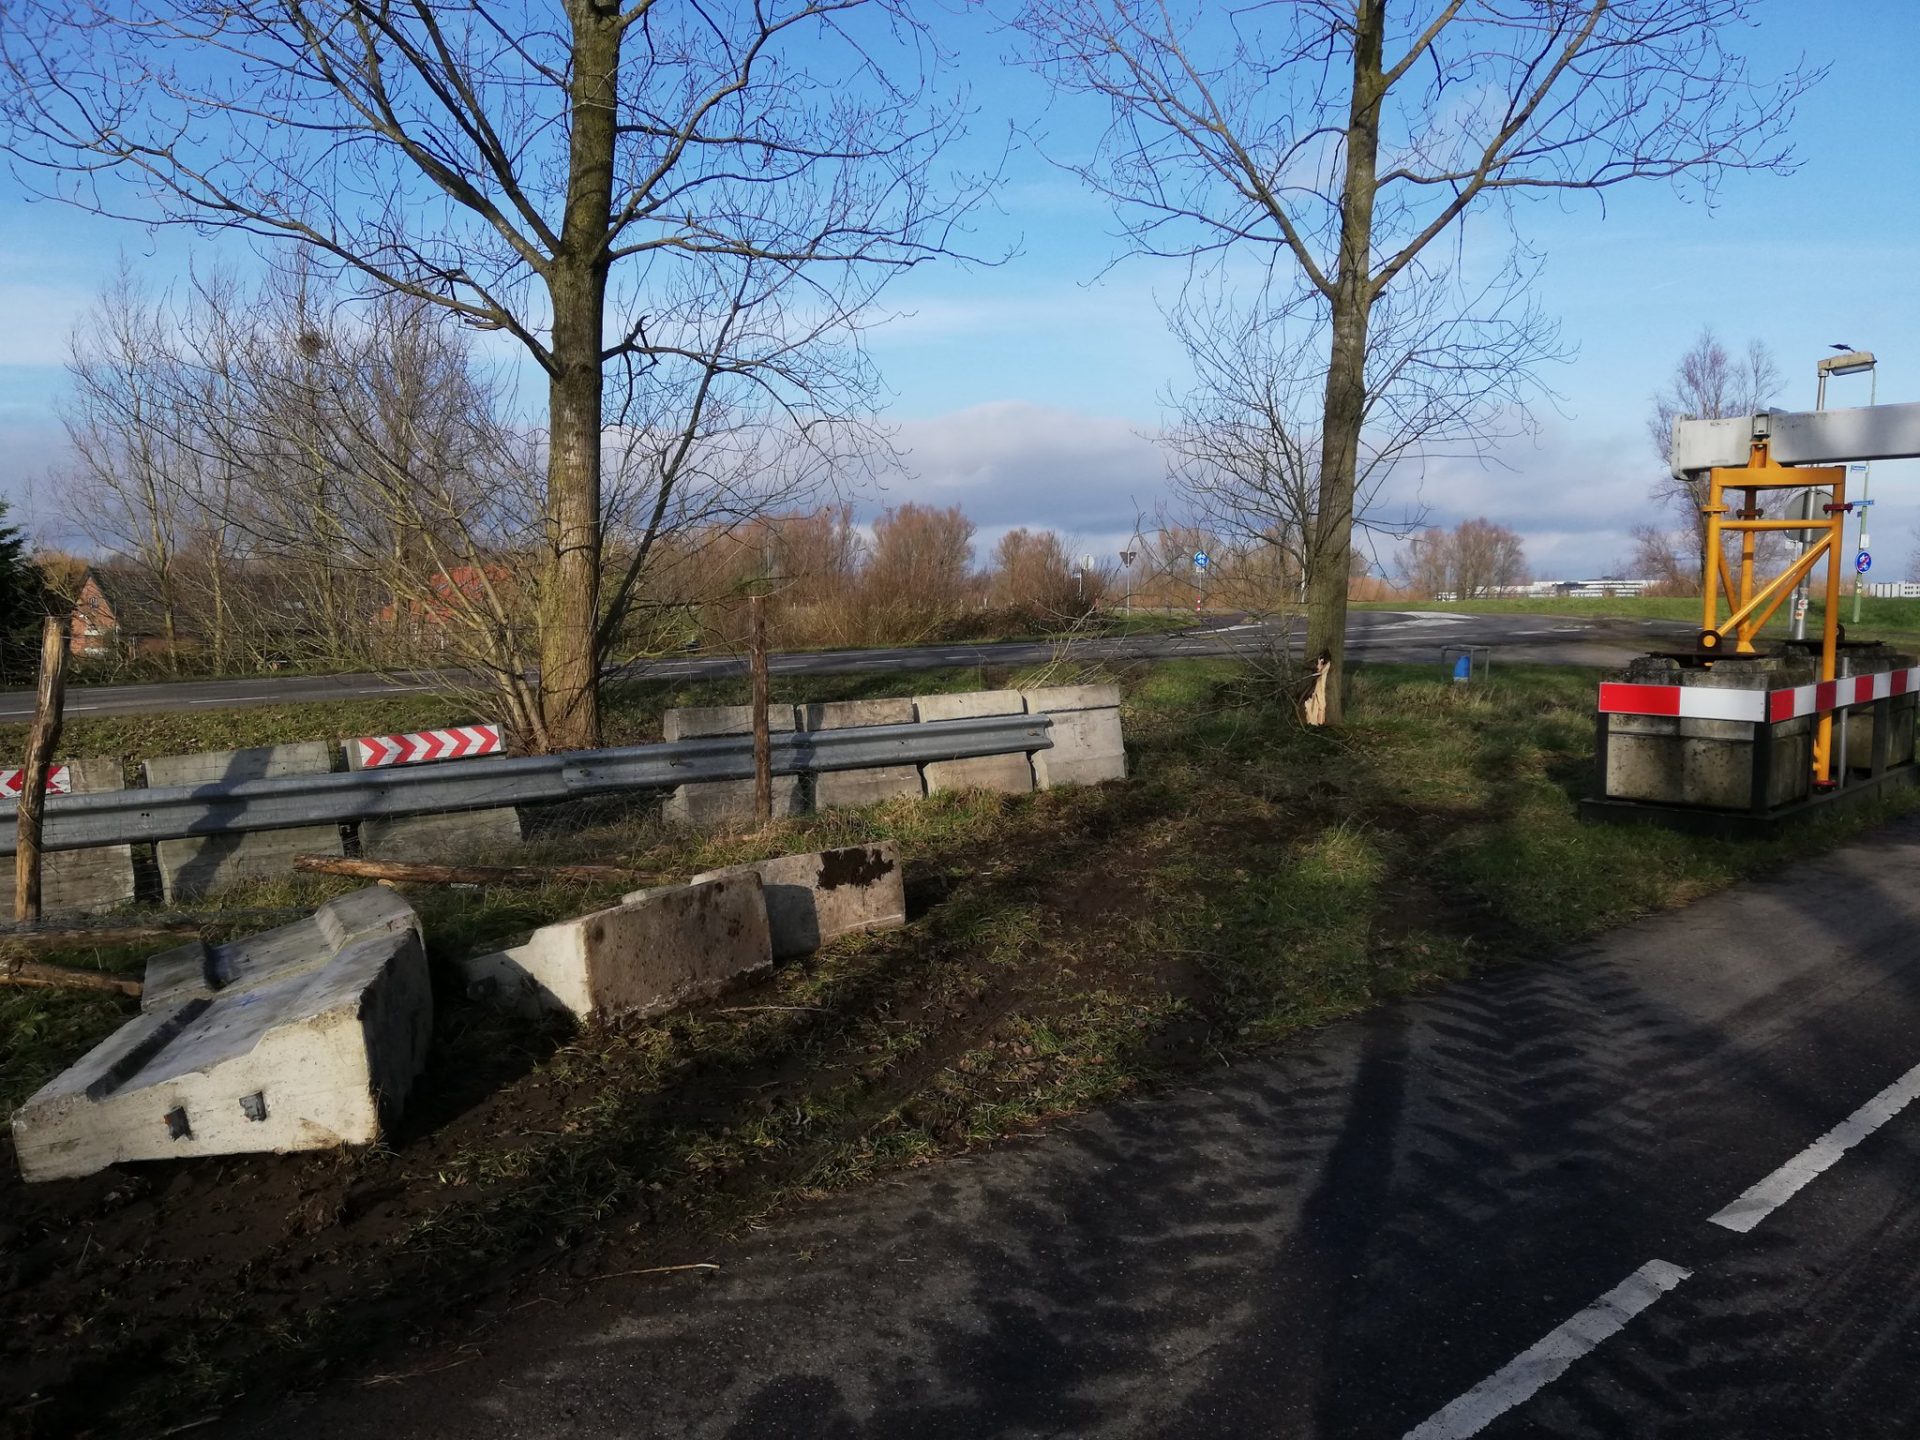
[1,714,1055,855]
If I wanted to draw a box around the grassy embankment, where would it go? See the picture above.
[5,659,1920,1435]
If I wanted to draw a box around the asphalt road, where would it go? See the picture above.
[234,811,1920,1438]
[0,610,1694,721]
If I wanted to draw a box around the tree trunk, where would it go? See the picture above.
[537,5,621,752]
[15,617,70,923]
[1303,0,1386,726]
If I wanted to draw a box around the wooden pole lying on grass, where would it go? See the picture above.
[749,592,772,821]
[293,855,667,888]
[14,615,70,924]
[0,959,143,997]
[0,923,196,947]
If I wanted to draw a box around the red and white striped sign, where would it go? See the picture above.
[353,724,504,769]
[1599,665,1920,724]
[0,765,71,798]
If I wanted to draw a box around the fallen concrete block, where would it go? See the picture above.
[802,699,923,809]
[684,842,906,959]
[0,758,136,915]
[12,887,430,1183]
[1022,690,1126,789]
[146,742,344,900]
[661,703,805,826]
[915,690,1034,795]
[457,873,772,1020]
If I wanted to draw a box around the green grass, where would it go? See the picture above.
[1356,594,1704,621]
[9,656,1920,1435]
[1361,592,1920,651]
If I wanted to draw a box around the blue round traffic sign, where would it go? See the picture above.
[1193,550,1210,570]
[1857,550,1872,574]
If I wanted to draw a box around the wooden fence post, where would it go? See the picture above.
[749,593,772,821]
[15,616,70,923]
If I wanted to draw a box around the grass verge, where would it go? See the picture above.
[3,658,1917,1436]
[1359,593,1920,650]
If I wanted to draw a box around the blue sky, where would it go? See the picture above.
[5,4,1918,581]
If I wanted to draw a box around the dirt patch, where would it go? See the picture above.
[0,793,1235,1438]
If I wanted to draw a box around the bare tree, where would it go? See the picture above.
[5,0,982,747]
[61,264,194,669]
[1400,516,1526,598]
[1018,0,1818,721]
[1628,523,1697,596]
[862,503,977,639]
[1449,517,1529,598]
[1645,327,1784,585]
[989,527,1103,622]
[1163,260,1556,629]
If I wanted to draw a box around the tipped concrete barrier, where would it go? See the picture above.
[1019,684,1126,788]
[801,699,924,809]
[145,742,344,900]
[914,691,1034,795]
[0,758,136,915]
[12,887,430,1183]
[662,704,806,827]
[457,872,772,1020]
[684,841,906,960]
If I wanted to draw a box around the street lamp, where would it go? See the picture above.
[1793,347,1877,636]
[1821,348,1878,625]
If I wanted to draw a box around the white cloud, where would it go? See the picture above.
[874,401,1166,545]
[869,402,1743,581]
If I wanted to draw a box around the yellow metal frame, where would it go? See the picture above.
[1699,442,1847,784]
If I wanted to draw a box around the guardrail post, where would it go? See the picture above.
[1592,709,1611,802]
[750,594,771,821]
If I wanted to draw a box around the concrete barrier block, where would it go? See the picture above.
[1017,684,1122,714]
[915,690,1033,794]
[802,698,923,809]
[12,887,429,1183]
[0,758,136,915]
[1604,714,1812,811]
[913,690,1025,723]
[457,873,772,1021]
[146,742,343,900]
[685,842,905,959]
[661,704,805,827]
[359,808,524,860]
[1029,707,1126,789]
[345,736,522,858]
[663,704,798,742]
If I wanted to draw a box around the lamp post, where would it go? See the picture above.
[1793,347,1876,637]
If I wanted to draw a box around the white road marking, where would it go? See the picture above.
[1709,1059,1920,1234]
[1404,1260,1691,1440]
[1379,612,1474,627]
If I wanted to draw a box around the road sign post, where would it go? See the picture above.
[1853,488,1876,624]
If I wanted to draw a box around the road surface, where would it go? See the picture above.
[0,610,1693,721]
[233,810,1920,1438]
